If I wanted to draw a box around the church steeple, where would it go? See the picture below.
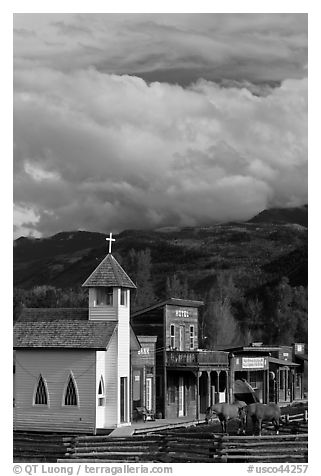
[82,234,136,320]
[83,233,133,426]
[82,254,136,289]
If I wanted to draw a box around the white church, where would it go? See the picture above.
[13,234,140,433]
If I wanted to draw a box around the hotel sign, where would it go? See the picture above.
[242,357,266,369]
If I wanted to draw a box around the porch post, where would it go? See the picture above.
[290,369,295,402]
[196,371,201,419]
[285,368,288,402]
[207,371,211,407]
[228,354,235,404]
[265,369,269,404]
[217,370,220,403]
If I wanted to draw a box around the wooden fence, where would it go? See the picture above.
[212,433,308,463]
[14,409,308,463]
[13,432,74,462]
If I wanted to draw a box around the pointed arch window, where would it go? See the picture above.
[34,375,48,405]
[64,374,78,406]
[98,377,105,406]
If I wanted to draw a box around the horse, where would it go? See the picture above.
[205,401,247,434]
[243,402,281,436]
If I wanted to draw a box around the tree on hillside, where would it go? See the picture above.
[242,297,264,342]
[13,288,26,322]
[165,273,197,300]
[292,285,308,342]
[123,248,156,311]
[133,249,156,310]
[25,285,58,308]
[58,287,88,308]
[202,272,246,348]
[13,285,88,314]
[261,277,308,344]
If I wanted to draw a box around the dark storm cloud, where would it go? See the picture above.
[13,13,308,238]
[14,13,307,83]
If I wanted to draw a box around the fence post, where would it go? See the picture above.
[304,409,308,422]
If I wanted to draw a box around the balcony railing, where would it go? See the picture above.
[166,350,229,367]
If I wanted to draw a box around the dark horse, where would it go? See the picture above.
[205,401,247,434]
[243,402,281,436]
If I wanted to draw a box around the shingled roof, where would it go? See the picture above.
[82,254,136,289]
[14,308,117,349]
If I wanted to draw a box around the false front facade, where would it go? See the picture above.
[131,298,230,419]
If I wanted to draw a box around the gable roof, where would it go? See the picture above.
[131,297,204,317]
[82,253,136,289]
[14,308,117,350]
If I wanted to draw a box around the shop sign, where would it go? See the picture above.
[242,357,265,369]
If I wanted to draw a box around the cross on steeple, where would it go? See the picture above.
[106,232,115,254]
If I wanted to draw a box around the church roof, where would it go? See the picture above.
[13,308,117,350]
[82,254,136,289]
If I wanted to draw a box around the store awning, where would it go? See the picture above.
[269,357,300,367]
[295,354,308,362]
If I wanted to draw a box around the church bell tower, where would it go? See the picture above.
[82,233,136,425]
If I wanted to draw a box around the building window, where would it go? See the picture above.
[34,375,48,405]
[64,375,78,406]
[170,324,175,349]
[249,372,257,389]
[120,289,127,306]
[96,287,113,306]
[98,377,105,406]
[190,325,194,350]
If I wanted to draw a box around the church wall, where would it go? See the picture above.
[95,331,118,428]
[14,350,96,433]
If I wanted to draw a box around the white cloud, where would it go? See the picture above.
[13,205,41,238]
[13,65,307,237]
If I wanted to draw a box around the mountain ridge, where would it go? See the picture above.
[13,206,308,296]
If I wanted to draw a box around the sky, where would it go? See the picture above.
[13,12,308,238]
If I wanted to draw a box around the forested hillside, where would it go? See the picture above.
[13,207,308,348]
